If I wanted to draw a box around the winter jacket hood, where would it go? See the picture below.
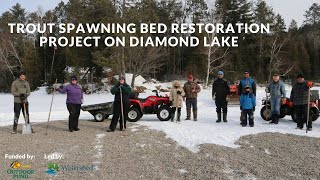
[170,81,185,107]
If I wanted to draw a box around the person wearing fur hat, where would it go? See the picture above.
[183,74,201,121]
[170,80,185,122]
[240,86,256,127]
[57,75,83,132]
[107,75,132,132]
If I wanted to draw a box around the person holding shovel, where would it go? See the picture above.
[169,80,185,122]
[11,72,32,134]
[107,76,132,132]
[290,74,313,131]
[57,76,83,132]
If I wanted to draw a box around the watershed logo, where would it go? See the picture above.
[46,163,60,175]
[46,162,97,175]
[6,161,35,179]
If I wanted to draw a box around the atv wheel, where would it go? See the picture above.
[260,106,272,121]
[94,112,106,122]
[291,107,319,122]
[128,107,142,122]
[157,106,171,121]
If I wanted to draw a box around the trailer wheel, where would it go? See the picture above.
[94,112,106,122]
[128,107,142,122]
[157,106,171,121]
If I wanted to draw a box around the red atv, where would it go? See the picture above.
[128,90,172,122]
[260,90,320,122]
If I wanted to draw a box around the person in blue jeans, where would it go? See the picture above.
[240,86,256,127]
[266,73,286,124]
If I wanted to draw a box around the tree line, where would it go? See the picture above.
[0,0,319,92]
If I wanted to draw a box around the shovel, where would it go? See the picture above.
[22,102,32,134]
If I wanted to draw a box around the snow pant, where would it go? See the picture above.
[270,97,281,116]
[215,99,227,113]
[109,101,129,131]
[295,104,311,129]
[171,107,181,121]
[66,103,81,131]
[186,98,197,119]
[13,102,30,129]
[242,109,254,126]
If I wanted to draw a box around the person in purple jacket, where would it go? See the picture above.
[57,76,83,132]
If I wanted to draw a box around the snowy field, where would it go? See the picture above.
[1,82,320,153]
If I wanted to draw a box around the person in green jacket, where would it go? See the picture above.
[11,72,32,134]
[107,76,132,132]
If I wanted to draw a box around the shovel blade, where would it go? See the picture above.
[22,123,32,134]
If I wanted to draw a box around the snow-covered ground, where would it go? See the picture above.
[1,83,319,153]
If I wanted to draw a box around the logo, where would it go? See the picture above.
[46,163,60,175]
[6,161,34,179]
[45,163,97,175]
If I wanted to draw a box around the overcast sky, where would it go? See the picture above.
[0,0,318,27]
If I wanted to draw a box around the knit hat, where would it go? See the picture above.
[297,74,304,78]
[218,71,224,75]
[71,75,77,81]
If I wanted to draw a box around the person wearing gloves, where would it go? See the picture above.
[169,80,185,122]
[57,76,83,132]
[183,74,201,121]
[240,86,256,127]
[290,74,313,131]
[266,73,286,124]
[212,71,230,123]
[11,72,32,134]
[107,76,132,132]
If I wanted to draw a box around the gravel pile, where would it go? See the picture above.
[0,120,319,180]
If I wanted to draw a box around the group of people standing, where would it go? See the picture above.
[10,71,314,134]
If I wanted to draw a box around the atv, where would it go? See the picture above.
[260,90,320,122]
[128,90,172,122]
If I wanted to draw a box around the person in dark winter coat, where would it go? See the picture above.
[290,74,313,131]
[212,71,230,123]
[170,80,186,122]
[57,76,83,132]
[11,72,32,134]
[183,75,201,121]
[240,86,256,127]
[107,76,132,132]
[266,73,286,124]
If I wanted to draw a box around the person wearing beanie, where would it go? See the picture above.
[57,75,83,132]
[212,71,230,123]
[11,72,32,134]
[183,74,201,121]
[240,86,256,127]
[266,73,286,124]
[290,74,313,131]
[107,75,132,132]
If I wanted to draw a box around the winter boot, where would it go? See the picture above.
[12,126,17,134]
[223,113,227,122]
[193,110,198,121]
[216,113,222,123]
[274,115,279,124]
[185,109,191,120]
[171,112,175,122]
[269,115,275,124]
[177,111,181,122]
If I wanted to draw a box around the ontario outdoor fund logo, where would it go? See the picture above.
[46,163,60,175]
[6,161,35,179]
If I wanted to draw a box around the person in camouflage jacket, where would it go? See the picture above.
[183,75,201,121]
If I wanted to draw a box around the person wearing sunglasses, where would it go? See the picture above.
[57,75,83,132]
